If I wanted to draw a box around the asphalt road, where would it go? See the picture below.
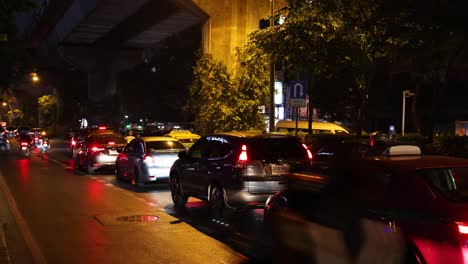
[0,138,271,264]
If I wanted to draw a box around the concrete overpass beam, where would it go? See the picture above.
[189,0,286,73]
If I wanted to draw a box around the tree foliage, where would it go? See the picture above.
[185,49,268,135]
[245,0,468,135]
[38,95,57,127]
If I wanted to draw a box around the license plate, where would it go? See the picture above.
[109,150,117,155]
[267,164,290,175]
[21,146,27,150]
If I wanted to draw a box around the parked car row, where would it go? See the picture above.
[69,126,468,263]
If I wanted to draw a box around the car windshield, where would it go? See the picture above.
[418,167,468,202]
[145,140,186,151]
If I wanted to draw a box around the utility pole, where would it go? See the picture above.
[268,0,275,132]
[401,90,414,136]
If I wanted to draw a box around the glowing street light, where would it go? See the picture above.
[31,72,40,82]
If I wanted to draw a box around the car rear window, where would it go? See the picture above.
[146,140,186,151]
[248,137,308,162]
[418,167,468,202]
[94,134,127,145]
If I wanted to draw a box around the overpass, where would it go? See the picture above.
[21,0,284,124]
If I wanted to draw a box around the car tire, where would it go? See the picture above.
[115,164,122,181]
[87,159,96,175]
[133,168,144,188]
[170,175,187,208]
[0,144,6,151]
[210,185,225,219]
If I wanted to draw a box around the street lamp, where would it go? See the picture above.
[401,90,414,136]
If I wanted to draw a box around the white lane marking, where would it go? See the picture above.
[97,180,106,183]
[0,171,47,264]
[0,222,11,264]
[104,183,113,187]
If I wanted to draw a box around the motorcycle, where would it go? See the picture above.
[19,141,31,157]
[39,137,50,153]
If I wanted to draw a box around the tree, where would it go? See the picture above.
[38,95,57,128]
[185,49,268,135]
[249,0,417,134]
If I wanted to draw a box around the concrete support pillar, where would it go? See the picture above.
[190,0,286,73]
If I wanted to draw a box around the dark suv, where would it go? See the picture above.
[169,132,312,216]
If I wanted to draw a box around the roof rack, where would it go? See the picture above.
[383,145,421,156]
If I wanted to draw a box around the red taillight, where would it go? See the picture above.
[34,137,39,141]
[71,140,76,146]
[236,144,249,168]
[457,222,468,234]
[98,126,106,130]
[144,155,154,163]
[302,143,313,160]
[21,142,28,146]
[91,146,104,152]
[108,141,115,146]
[370,137,375,147]
[239,145,248,161]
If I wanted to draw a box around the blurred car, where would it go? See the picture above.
[75,132,127,174]
[0,136,10,151]
[169,132,313,217]
[265,145,468,264]
[164,130,201,148]
[308,135,371,174]
[30,127,47,137]
[115,137,187,187]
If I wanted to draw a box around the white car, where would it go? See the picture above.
[115,136,187,187]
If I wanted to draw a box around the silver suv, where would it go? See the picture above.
[169,132,312,217]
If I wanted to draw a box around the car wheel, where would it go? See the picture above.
[87,159,96,175]
[170,175,187,208]
[210,185,225,219]
[0,144,6,151]
[115,163,122,181]
[133,168,144,188]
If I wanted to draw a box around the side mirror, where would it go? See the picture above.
[178,150,187,159]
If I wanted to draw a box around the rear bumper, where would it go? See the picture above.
[225,181,288,208]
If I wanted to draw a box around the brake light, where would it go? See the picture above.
[457,222,468,234]
[71,139,76,146]
[34,137,39,141]
[108,141,115,146]
[98,126,106,130]
[302,143,313,160]
[91,146,105,152]
[21,142,28,146]
[239,145,248,161]
[144,155,154,164]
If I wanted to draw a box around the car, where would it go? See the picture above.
[275,120,350,135]
[164,130,201,148]
[75,132,127,174]
[0,136,10,152]
[265,145,468,264]
[309,135,374,174]
[115,136,187,187]
[169,131,313,218]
